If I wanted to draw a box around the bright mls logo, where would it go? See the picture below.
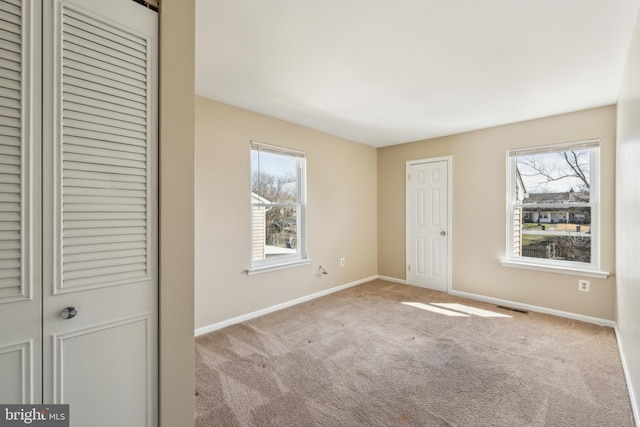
[0,405,68,427]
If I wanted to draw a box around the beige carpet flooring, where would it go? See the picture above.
[195,280,634,426]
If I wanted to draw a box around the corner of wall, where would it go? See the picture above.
[159,1,196,426]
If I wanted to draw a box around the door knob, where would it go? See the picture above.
[440,231,446,236]
[61,307,78,319]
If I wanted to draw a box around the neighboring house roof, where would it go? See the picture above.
[523,190,589,204]
[516,168,526,195]
[251,192,271,204]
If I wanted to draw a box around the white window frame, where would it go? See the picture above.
[501,139,609,279]
[247,141,309,275]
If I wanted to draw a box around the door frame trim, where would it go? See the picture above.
[405,156,453,292]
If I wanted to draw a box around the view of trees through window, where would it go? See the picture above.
[251,144,304,264]
[514,146,595,264]
[252,170,298,250]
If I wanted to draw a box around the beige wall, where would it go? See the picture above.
[378,106,617,320]
[159,1,195,426]
[194,97,377,329]
[616,7,640,419]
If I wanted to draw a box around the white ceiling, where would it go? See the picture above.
[195,0,640,147]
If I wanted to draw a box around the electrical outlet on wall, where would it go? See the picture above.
[340,257,345,267]
[578,280,590,292]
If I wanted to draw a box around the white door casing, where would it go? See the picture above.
[407,158,451,292]
[0,0,41,404]
[0,0,158,425]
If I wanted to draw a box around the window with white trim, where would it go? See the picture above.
[250,141,307,272]
[506,140,600,271]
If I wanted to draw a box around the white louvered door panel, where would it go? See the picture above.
[42,1,157,426]
[0,0,23,299]
[59,5,151,292]
[0,0,41,404]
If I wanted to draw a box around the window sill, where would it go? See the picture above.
[499,259,609,279]
[247,258,312,275]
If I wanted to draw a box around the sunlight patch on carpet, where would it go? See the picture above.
[401,302,469,316]
[431,303,512,318]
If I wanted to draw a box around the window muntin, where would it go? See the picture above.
[250,141,306,269]
[507,140,599,270]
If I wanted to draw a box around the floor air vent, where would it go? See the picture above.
[497,305,529,314]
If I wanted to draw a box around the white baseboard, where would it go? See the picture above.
[449,289,616,327]
[374,279,614,327]
[194,275,377,336]
[614,325,640,426]
[376,275,407,284]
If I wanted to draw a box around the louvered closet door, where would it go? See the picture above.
[41,1,157,426]
[0,0,41,404]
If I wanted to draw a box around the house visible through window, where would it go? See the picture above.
[507,140,600,271]
[250,141,307,272]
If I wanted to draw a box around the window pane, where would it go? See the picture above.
[251,149,298,203]
[252,205,298,261]
[517,149,590,201]
[509,143,599,268]
[250,142,306,269]
[266,206,297,255]
[520,207,592,263]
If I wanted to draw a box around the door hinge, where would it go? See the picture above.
[407,264,410,271]
[407,174,410,181]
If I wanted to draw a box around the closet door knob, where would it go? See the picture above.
[61,307,78,319]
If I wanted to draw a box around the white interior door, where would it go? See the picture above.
[0,0,41,404]
[407,159,450,292]
[1,0,158,425]
[41,0,157,425]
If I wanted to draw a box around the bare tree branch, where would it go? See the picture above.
[561,151,589,190]
[517,150,590,192]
